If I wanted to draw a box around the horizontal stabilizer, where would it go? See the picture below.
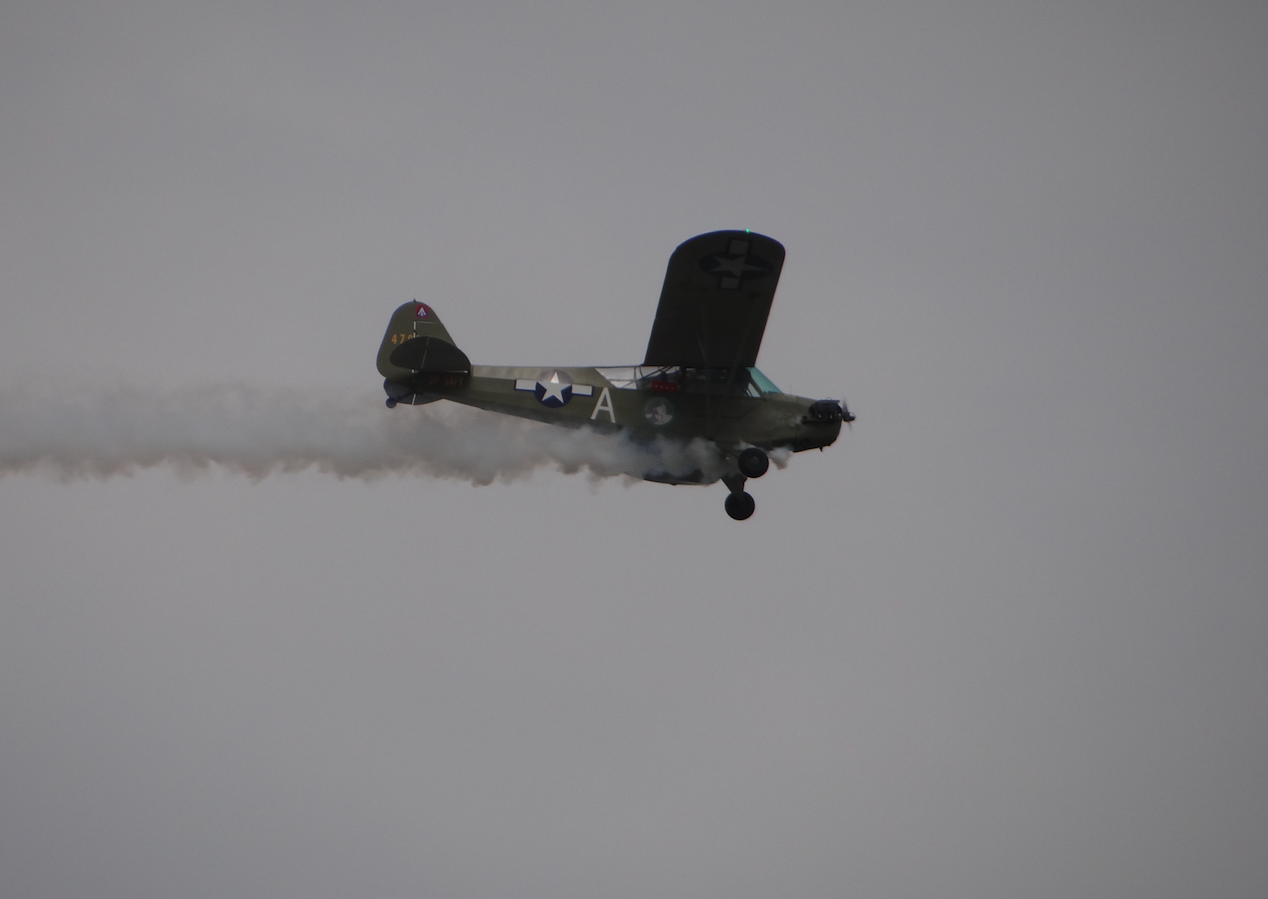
[389,336,471,373]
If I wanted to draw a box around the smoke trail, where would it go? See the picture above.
[0,385,731,485]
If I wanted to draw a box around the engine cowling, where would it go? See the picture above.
[806,399,845,422]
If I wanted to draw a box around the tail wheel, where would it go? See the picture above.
[725,491,756,521]
[737,447,769,478]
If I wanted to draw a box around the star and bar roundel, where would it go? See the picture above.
[698,237,773,290]
[514,370,594,408]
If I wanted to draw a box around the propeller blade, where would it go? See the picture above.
[839,398,855,431]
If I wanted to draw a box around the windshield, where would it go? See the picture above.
[747,367,781,394]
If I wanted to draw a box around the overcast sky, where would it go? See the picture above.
[2,2,1266,897]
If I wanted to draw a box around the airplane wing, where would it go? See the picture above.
[643,230,786,369]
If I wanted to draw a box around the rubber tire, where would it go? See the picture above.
[725,491,756,521]
[737,447,769,479]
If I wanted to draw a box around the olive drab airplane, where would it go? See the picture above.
[376,230,853,520]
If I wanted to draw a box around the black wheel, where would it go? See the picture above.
[725,491,756,521]
[385,397,398,408]
[737,447,769,478]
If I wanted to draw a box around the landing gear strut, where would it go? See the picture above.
[722,473,755,521]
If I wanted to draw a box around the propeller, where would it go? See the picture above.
[840,397,855,431]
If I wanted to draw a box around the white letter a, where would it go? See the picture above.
[590,387,616,423]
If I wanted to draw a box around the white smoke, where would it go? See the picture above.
[0,385,731,485]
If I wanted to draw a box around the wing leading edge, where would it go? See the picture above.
[643,230,786,369]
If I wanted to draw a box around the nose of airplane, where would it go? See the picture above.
[807,399,853,423]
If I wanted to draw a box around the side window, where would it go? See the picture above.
[746,367,781,395]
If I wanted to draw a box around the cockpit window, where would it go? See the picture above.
[595,365,781,397]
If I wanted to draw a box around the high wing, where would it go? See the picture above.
[643,230,786,369]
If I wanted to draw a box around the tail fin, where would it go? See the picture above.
[377,302,471,405]
[377,302,471,377]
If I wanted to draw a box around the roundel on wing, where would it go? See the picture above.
[698,238,773,290]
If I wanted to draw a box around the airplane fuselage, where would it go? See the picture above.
[384,364,840,459]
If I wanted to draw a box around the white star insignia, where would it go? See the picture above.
[539,372,569,404]
[514,372,593,406]
[707,254,765,278]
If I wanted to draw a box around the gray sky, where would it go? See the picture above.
[2,2,1266,897]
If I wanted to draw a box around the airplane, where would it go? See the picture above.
[376,230,853,520]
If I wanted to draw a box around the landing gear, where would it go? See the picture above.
[722,473,755,521]
[737,447,769,478]
[383,379,412,409]
[724,491,756,521]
